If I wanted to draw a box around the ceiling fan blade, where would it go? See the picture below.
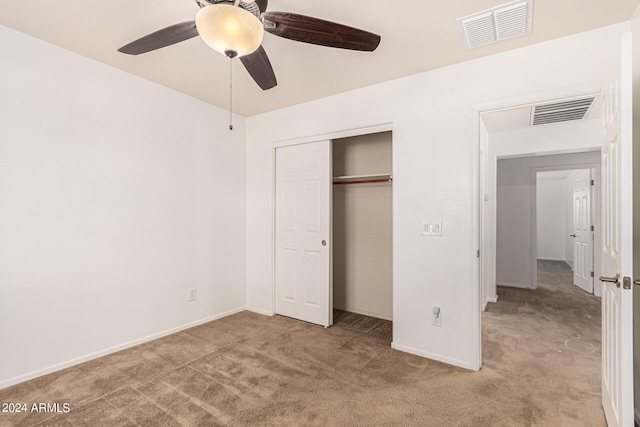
[262,12,380,52]
[240,45,277,90]
[118,21,199,55]
[254,0,268,13]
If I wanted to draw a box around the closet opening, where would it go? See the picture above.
[331,131,393,344]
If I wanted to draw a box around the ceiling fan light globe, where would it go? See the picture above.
[196,4,264,58]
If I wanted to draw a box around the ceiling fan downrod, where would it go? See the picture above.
[228,57,233,131]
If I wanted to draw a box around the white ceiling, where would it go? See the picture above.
[1,0,638,116]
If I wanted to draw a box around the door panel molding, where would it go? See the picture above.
[274,140,331,327]
[600,31,634,427]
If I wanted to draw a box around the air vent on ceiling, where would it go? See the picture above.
[458,1,533,49]
[530,97,596,126]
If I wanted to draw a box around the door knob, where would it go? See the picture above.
[634,279,640,286]
[321,240,327,246]
[599,274,620,287]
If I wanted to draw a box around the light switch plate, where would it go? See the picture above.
[421,221,442,236]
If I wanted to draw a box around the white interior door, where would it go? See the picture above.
[275,140,331,327]
[600,32,634,427]
[572,169,593,293]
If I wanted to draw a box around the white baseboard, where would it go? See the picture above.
[496,281,531,289]
[0,306,246,390]
[391,342,477,371]
[246,306,274,316]
[483,295,498,311]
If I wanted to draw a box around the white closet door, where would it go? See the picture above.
[275,140,331,327]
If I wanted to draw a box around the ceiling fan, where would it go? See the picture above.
[118,0,381,91]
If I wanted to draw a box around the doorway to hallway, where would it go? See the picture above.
[536,168,596,295]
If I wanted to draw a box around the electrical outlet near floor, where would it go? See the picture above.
[432,306,442,327]
[188,288,197,301]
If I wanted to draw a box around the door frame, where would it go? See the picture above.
[473,85,603,370]
[531,165,601,296]
[270,123,394,324]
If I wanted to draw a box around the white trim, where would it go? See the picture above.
[530,168,539,289]
[270,146,277,319]
[497,147,599,160]
[483,295,499,311]
[0,307,246,390]
[497,281,531,289]
[391,342,476,371]
[271,123,393,149]
[591,166,602,297]
[246,306,275,316]
[470,107,482,371]
[617,31,635,427]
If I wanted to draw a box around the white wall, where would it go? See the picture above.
[246,23,628,370]
[0,26,247,388]
[536,175,568,260]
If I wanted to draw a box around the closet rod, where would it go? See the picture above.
[332,178,392,185]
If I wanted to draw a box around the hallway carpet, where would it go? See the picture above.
[0,261,603,426]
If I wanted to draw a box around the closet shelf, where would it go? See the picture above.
[332,173,392,185]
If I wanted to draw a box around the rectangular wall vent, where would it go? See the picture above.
[530,97,596,126]
[458,1,533,49]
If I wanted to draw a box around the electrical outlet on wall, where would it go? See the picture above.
[188,288,197,301]
[432,306,442,327]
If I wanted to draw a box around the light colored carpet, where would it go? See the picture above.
[0,260,603,426]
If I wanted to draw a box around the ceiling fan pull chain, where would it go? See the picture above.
[229,57,233,131]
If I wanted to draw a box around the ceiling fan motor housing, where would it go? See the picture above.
[196,0,261,19]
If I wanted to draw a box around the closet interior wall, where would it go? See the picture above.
[332,132,392,320]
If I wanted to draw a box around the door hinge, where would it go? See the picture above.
[590,271,594,278]
[591,225,594,231]
[476,250,480,258]
[591,179,594,186]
